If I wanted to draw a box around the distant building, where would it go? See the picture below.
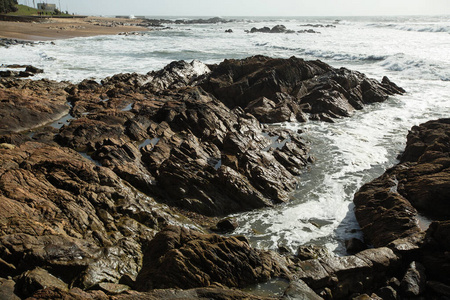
[37,3,56,12]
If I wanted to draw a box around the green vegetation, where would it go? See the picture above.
[5,4,37,15]
[3,4,71,16]
[0,0,18,14]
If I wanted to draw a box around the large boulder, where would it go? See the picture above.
[135,225,291,290]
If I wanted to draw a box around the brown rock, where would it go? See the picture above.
[15,267,68,298]
[0,78,71,133]
[0,141,177,289]
[354,118,450,247]
[135,225,290,291]
[113,286,275,300]
[28,287,108,300]
[0,278,20,300]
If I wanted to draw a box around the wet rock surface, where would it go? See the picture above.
[354,118,450,247]
[57,59,312,216]
[0,78,72,133]
[201,55,404,123]
[135,225,291,290]
[353,118,450,299]
[0,56,408,299]
[0,141,180,291]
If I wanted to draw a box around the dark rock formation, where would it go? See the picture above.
[290,247,401,299]
[298,29,321,34]
[249,25,296,34]
[29,286,275,299]
[0,65,44,78]
[400,261,426,297]
[353,118,450,299]
[398,118,450,215]
[201,55,404,123]
[0,57,408,299]
[58,60,312,216]
[354,118,450,247]
[15,267,68,298]
[135,225,290,291]
[210,217,238,233]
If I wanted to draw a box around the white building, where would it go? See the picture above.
[37,3,56,12]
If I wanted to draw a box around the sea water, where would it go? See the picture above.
[1,15,449,254]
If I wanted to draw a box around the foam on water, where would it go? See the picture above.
[1,15,449,254]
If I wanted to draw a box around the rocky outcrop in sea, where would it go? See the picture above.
[2,56,439,299]
[353,118,450,299]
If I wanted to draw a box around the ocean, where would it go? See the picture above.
[1,15,449,254]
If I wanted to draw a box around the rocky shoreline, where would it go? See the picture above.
[0,56,447,299]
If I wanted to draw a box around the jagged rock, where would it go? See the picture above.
[398,118,450,215]
[250,26,271,33]
[0,58,410,298]
[291,247,400,299]
[0,78,72,133]
[201,56,404,123]
[400,261,426,297]
[93,282,131,295]
[271,25,288,33]
[15,267,68,298]
[0,141,178,289]
[135,225,291,291]
[421,221,450,287]
[249,25,293,34]
[25,65,44,74]
[142,59,210,92]
[354,118,450,247]
[296,244,329,260]
[60,84,308,216]
[298,29,321,33]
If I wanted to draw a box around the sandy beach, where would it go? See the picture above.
[0,16,149,41]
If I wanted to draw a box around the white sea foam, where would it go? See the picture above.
[1,15,449,254]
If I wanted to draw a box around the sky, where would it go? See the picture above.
[18,0,450,16]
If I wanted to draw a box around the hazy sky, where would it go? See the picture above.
[18,0,450,16]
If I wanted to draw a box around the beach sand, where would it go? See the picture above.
[0,16,149,41]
